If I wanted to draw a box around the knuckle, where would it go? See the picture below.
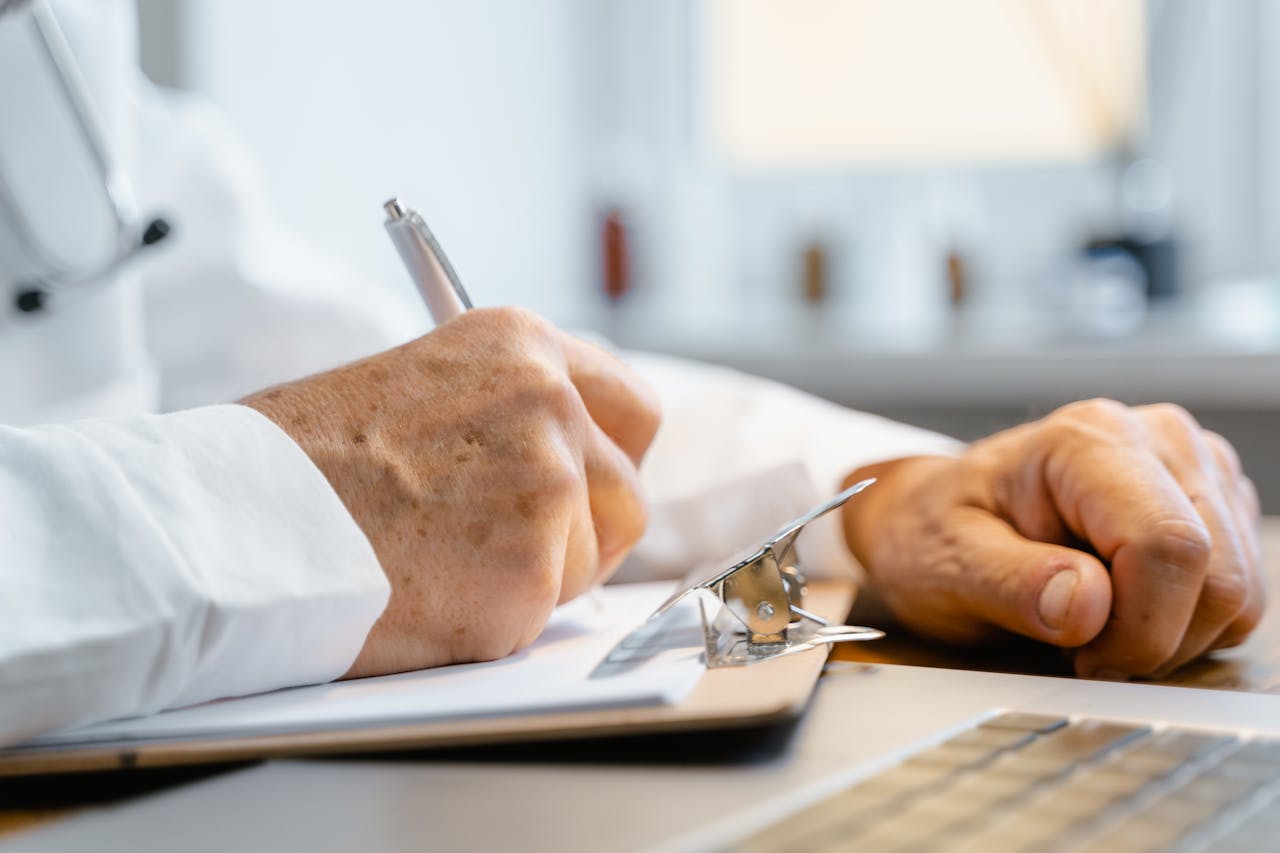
[1241,475,1262,517]
[1040,416,1112,453]
[513,553,563,610]
[1232,596,1265,641]
[1120,635,1184,676]
[1141,515,1213,575]
[1225,600,1265,647]
[505,434,585,511]
[513,366,584,430]
[598,489,648,565]
[1056,397,1130,427]
[445,309,541,366]
[479,305,552,338]
[1144,403,1201,436]
[1201,571,1250,622]
[532,451,584,505]
[535,370,584,422]
[1205,431,1244,478]
[482,548,562,640]
[634,389,663,446]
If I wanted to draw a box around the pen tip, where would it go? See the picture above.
[383,198,406,220]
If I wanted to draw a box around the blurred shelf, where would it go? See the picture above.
[639,346,1280,408]
[596,280,1280,408]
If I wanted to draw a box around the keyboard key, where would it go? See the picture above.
[736,785,906,851]
[1018,720,1150,762]
[831,801,956,851]
[1141,729,1237,761]
[1103,749,1186,778]
[1059,767,1152,799]
[918,774,1027,820]
[1213,756,1280,784]
[980,712,1069,734]
[944,725,1036,752]
[1030,786,1115,820]
[949,806,1079,851]
[855,761,955,797]
[1138,791,1225,827]
[1083,813,1190,852]
[1212,795,1280,848]
[904,742,996,771]
[1182,768,1259,805]
[984,723,1145,784]
[987,749,1077,781]
[1235,739,1280,763]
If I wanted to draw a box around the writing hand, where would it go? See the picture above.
[244,308,661,677]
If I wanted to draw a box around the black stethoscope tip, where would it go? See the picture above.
[141,217,171,246]
[14,289,46,313]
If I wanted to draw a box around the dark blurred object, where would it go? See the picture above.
[600,207,631,302]
[946,247,969,309]
[800,240,828,304]
[1083,233,1178,300]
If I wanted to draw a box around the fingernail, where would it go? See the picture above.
[1037,570,1078,630]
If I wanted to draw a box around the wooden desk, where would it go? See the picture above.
[834,517,1280,695]
[5,519,1280,841]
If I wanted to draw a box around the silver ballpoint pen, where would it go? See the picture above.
[383,197,473,324]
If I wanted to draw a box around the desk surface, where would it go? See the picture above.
[4,519,1280,845]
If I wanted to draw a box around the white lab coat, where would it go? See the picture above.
[0,1,958,747]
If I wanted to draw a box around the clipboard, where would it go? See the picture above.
[0,581,854,778]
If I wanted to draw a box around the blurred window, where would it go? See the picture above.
[705,0,1145,168]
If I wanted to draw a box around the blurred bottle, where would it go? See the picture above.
[600,206,632,303]
[800,239,829,305]
[946,247,969,310]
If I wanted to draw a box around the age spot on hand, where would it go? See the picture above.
[514,491,537,520]
[465,519,494,547]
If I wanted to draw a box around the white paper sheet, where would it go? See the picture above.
[26,582,704,748]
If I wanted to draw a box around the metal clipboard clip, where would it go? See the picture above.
[592,479,884,677]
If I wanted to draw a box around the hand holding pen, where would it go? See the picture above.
[256,197,663,677]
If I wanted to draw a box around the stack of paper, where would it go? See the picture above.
[27,582,704,748]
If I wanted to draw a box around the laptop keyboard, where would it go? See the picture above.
[737,712,1280,852]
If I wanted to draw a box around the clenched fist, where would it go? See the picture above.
[244,307,661,677]
[841,399,1262,680]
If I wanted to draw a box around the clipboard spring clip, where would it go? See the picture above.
[641,479,885,669]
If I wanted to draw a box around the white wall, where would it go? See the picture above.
[170,0,593,324]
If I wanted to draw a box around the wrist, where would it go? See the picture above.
[238,391,364,524]
[840,455,952,570]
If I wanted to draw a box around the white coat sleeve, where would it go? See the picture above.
[0,404,389,747]
[613,352,965,584]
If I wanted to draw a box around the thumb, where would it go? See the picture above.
[947,508,1113,647]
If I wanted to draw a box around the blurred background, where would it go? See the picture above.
[135,0,1280,508]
